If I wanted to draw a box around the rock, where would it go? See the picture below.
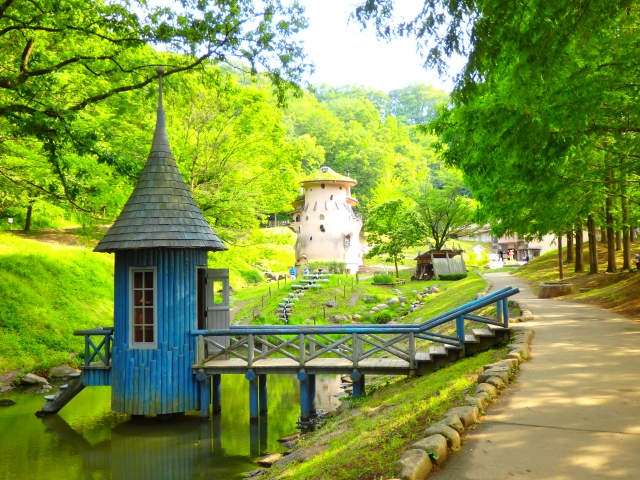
[486,376,506,389]
[21,373,49,386]
[49,366,80,378]
[399,296,407,302]
[257,453,283,467]
[0,399,16,406]
[508,344,530,360]
[423,424,461,449]
[446,406,479,427]
[430,287,440,294]
[277,433,300,443]
[245,469,265,478]
[412,434,448,465]
[393,289,402,295]
[465,393,489,410]
[510,326,535,338]
[394,449,432,480]
[478,369,509,385]
[352,314,361,321]
[538,282,574,298]
[416,294,423,301]
[346,314,352,321]
[361,295,377,304]
[273,446,328,467]
[436,414,464,433]
[325,300,338,308]
[475,383,498,397]
[484,359,518,371]
[504,351,523,363]
[371,307,380,313]
[375,304,389,310]
[400,302,406,307]
[0,386,14,394]
[388,297,400,305]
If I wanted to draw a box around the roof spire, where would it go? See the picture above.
[151,66,171,154]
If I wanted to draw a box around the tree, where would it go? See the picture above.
[412,170,475,250]
[365,199,422,277]
[388,84,449,125]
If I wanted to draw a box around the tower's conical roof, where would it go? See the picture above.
[300,166,356,185]
[94,68,226,253]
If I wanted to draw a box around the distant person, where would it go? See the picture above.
[303,266,310,276]
[499,250,504,261]
[289,266,296,280]
[633,254,640,271]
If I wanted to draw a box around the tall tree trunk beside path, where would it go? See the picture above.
[566,231,574,263]
[587,214,599,274]
[575,221,584,273]
[621,177,631,270]
[605,171,616,273]
[23,202,34,232]
[557,235,564,280]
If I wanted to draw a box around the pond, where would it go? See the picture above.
[0,374,344,480]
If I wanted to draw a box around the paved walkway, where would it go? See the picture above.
[436,272,640,480]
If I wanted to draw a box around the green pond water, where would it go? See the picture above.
[0,375,343,480]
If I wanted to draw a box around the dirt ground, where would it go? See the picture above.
[8,227,106,248]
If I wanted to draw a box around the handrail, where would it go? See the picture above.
[191,287,519,337]
[74,327,114,368]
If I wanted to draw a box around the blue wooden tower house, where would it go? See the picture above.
[39,68,229,418]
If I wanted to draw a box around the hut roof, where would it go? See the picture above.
[300,166,356,185]
[94,68,226,253]
[415,249,463,260]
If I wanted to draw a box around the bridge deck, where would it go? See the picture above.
[198,357,414,375]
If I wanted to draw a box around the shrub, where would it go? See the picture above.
[370,310,393,324]
[240,269,263,284]
[438,273,468,281]
[372,273,395,284]
[306,260,346,274]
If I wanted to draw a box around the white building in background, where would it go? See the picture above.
[290,166,364,273]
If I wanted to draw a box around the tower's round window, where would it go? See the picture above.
[321,183,325,189]
[320,225,325,232]
[330,195,333,200]
[339,186,342,190]
[306,215,309,220]
[310,236,313,241]
[320,214,325,220]
[295,215,300,222]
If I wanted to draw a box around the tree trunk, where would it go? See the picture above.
[393,255,399,278]
[557,235,564,279]
[587,214,599,274]
[575,221,584,273]
[616,230,622,251]
[605,173,616,272]
[600,227,607,244]
[631,225,637,242]
[622,177,631,270]
[566,231,574,263]
[23,202,34,232]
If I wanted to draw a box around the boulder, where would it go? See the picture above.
[257,453,283,467]
[423,424,460,449]
[538,282,574,298]
[273,446,328,468]
[325,300,338,308]
[465,394,489,410]
[0,399,16,407]
[508,344,530,360]
[371,307,380,313]
[245,469,265,478]
[475,383,498,397]
[486,376,506,389]
[446,406,479,427]
[352,314,361,321]
[361,295,377,304]
[412,434,448,465]
[504,351,523,363]
[0,386,14,394]
[394,449,432,480]
[21,373,49,386]
[484,359,518,371]
[436,414,464,433]
[49,366,81,378]
[478,369,509,385]
[375,304,389,311]
[399,296,407,302]
[388,297,400,305]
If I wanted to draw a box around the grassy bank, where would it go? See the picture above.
[264,348,504,480]
[513,241,640,320]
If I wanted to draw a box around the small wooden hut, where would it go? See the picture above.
[414,249,466,280]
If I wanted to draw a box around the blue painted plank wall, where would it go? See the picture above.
[109,248,207,414]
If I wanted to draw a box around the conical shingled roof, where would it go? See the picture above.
[94,68,226,253]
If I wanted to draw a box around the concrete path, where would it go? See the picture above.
[435,272,640,480]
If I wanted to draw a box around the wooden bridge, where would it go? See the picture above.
[190,286,519,422]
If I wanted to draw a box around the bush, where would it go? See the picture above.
[370,310,393,324]
[372,273,395,284]
[240,269,263,284]
[306,260,346,274]
[438,273,468,281]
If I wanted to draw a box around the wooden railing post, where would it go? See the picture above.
[197,335,204,365]
[300,334,306,368]
[105,333,111,366]
[496,299,503,323]
[248,334,254,367]
[456,315,465,358]
[409,332,415,370]
[352,333,359,368]
[502,298,509,327]
[84,336,90,367]
[309,334,315,356]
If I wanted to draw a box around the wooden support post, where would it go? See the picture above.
[247,370,259,423]
[309,374,317,417]
[298,371,310,422]
[299,334,306,368]
[259,374,268,416]
[456,315,465,358]
[351,371,364,398]
[309,334,315,356]
[249,422,260,457]
[199,377,211,420]
[248,334,254,367]
[409,332,416,370]
[502,298,509,328]
[496,300,503,323]
[212,374,221,414]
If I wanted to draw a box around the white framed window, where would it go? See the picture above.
[130,267,157,348]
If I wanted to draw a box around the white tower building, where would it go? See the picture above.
[290,166,364,273]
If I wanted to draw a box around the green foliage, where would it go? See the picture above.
[372,273,395,284]
[438,273,467,281]
[370,310,393,324]
[306,261,346,274]
[239,269,263,285]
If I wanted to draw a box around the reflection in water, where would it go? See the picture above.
[0,374,343,480]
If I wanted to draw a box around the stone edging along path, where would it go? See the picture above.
[391,308,534,480]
